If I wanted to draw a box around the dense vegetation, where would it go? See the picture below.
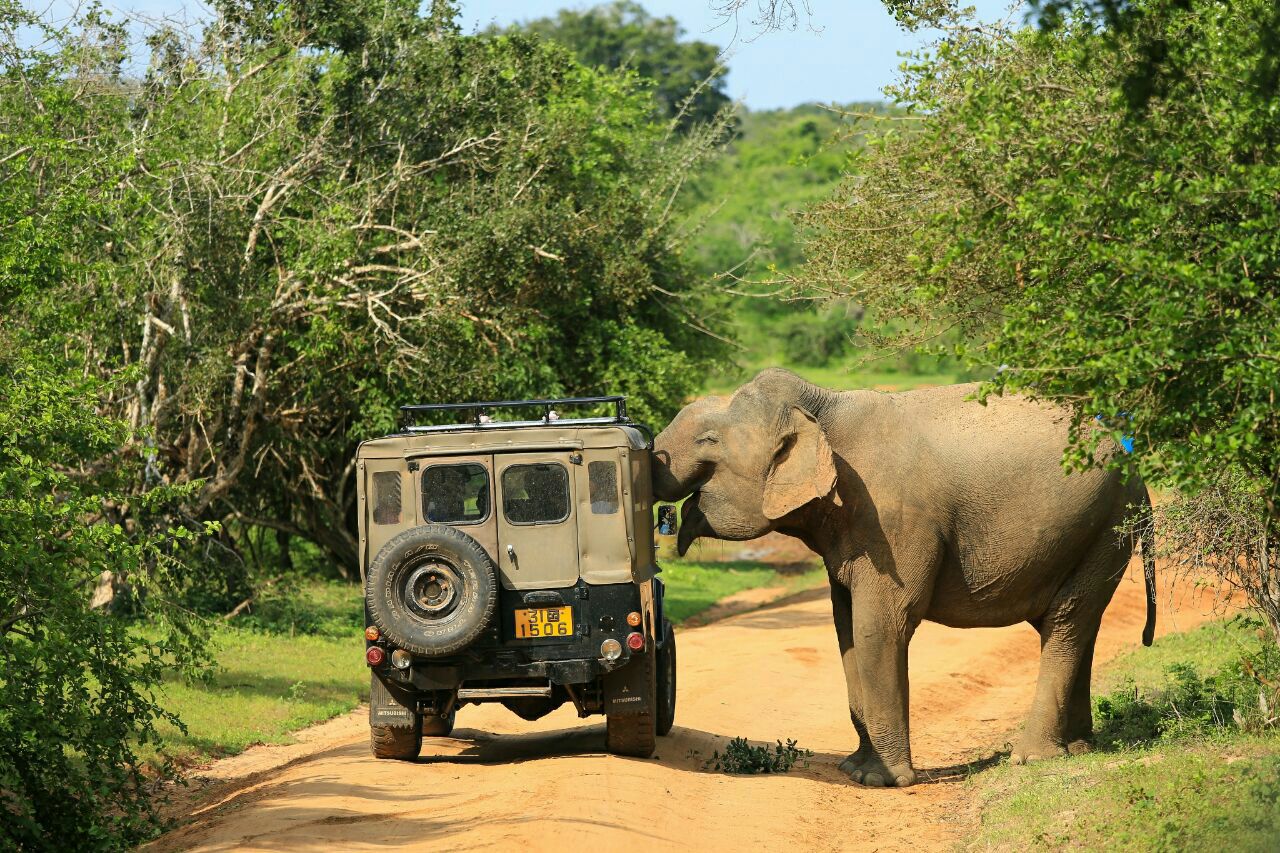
[5,0,728,585]
[0,358,205,848]
[0,0,728,846]
[505,1,731,130]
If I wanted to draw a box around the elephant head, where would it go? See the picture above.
[652,369,837,555]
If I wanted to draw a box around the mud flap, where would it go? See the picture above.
[369,673,417,729]
[602,651,654,715]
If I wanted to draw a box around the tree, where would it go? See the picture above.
[509,1,731,131]
[798,0,1280,637]
[4,0,729,585]
[1,9,205,846]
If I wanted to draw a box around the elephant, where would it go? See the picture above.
[651,369,1155,787]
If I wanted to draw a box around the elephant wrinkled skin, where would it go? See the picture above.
[652,369,1155,787]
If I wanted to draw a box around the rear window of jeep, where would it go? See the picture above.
[422,463,490,524]
[502,463,570,524]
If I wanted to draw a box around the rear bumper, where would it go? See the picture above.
[398,656,613,691]
[367,579,659,691]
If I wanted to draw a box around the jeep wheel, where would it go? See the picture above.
[656,620,676,737]
[421,707,455,737]
[365,524,497,657]
[371,719,422,760]
[606,649,657,758]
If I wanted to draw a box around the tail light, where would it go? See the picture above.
[625,611,642,627]
[600,638,623,661]
[626,632,644,651]
[364,625,380,642]
[365,646,385,666]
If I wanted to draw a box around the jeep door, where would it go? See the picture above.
[494,454,579,590]
[417,455,498,567]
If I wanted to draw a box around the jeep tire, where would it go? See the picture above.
[371,718,422,760]
[365,524,497,657]
[606,648,657,758]
[656,620,676,736]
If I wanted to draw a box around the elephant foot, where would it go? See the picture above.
[1066,738,1093,756]
[1009,736,1067,765]
[837,746,871,776]
[844,755,916,788]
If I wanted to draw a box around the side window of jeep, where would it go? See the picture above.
[502,463,570,524]
[422,463,490,524]
[588,461,619,514]
[372,471,402,525]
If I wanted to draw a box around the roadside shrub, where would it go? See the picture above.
[1095,618,1280,749]
[708,737,812,774]
[0,353,207,850]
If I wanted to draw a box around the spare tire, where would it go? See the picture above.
[365,524,497,657]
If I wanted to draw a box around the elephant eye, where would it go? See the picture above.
[695,432,719,446]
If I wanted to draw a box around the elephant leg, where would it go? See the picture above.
[1014,532,1126,764]
[847,593,918,788]
[1064,634,1097,753]
[831,583,872,773]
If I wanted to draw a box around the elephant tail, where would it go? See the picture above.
[1136,498,1157,647]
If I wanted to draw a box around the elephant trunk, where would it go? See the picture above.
[650,447,694,502]
[651,397,723,501]
[676,496,709,556]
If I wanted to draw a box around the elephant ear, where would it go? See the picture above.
[762,407,836,520]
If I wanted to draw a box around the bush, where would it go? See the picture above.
[800,0,1280,517]
[708,737,812,774]
[1094,617,1280,749]
[1131,469,1280,645]
[0,354,206,850]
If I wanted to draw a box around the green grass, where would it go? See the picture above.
[146,580,367,765]
[705,362,958,395]
[151,629,367,764]
[153,560,823,765]
[661,560,825,624]
[968,619,1280,851]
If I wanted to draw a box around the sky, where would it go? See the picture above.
[459,1,1019,109]
[33,0,1020,109]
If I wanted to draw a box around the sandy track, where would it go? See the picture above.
[151,562,1213,853]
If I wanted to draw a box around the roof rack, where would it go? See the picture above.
[400,395,628,428]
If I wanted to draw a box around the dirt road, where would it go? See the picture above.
[152,563,1213,853]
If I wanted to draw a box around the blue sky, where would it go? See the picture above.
[36,0,1020,109]
[460,1,1019,109]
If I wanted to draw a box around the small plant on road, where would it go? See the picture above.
[707,737,812,774]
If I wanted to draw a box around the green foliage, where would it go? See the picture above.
[1093,616,1280,748]
[3,0,729,589]
[0,351,207,850]
[800,0,1280,512]
[507,1,731,131]
[1027,0,1280,111]
[708,737,812,774]
[656,559,823,624]
[687,105,864,277]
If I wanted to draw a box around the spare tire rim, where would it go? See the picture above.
[404,561,461,620]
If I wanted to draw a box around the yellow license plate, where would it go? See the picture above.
[514,606,573,639]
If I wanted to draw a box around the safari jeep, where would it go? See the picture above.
[356,396,677,760]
